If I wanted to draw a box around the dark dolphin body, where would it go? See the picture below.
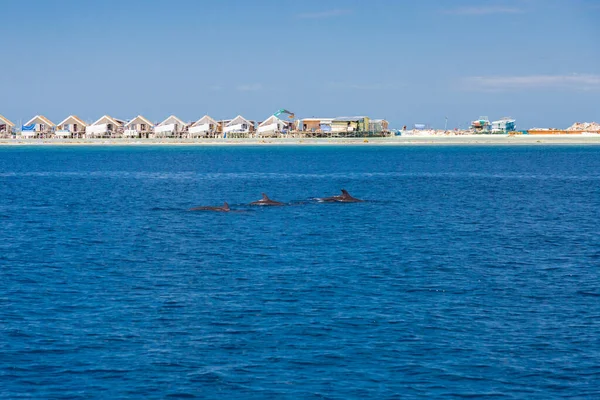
[250,193,285,206]
[190,202,231,212]
[318,189,364,203]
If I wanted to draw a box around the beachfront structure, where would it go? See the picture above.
[369,119,390,134]
[257,115,290,137]
[85,115,125,138]
[297,118,334,136]
[55,115,87,138]
[124,115,154,138]
[223,115,255,138]
[470,116,491,133]
[154,115,187,138]
[21,115,55,138]
[188,115,220,138]
[331,116,371,134]
[491,118,516,134]
[0,115,15,137]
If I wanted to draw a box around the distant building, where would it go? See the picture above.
[257,115,291,137]
[56,115,87,138]
[223,115,255,138]
[491,118,516,133]
[189,115,220,138]
[470,116,491,133]
[154,115,188,138]
[86,115,125,138]
[331,116,370,133]
[0,115,15,137]
[369,119,389,133]
[298,118,334,133]
[124,115,154,138]
[22,115,55,138]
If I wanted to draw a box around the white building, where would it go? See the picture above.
[55,115,87,138]
[257,115,289,137]
[85,115,125,138]
[21,115,55,138]
[223,115,255,138]
[491,118,516,133]
[154,115,188,138]
[124,115,154,138]
[188,115,219,138]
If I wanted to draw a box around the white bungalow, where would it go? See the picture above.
[124,115,154,138]
[188,115,220,138]
[153,115,188,138]
[21,115,55,138]
[55,115,87,138]
[85,115,125,138]
[0,115,15,137]
[257,115,290,137]
[223,115,255,138]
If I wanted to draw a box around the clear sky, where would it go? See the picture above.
[1,0,598,129]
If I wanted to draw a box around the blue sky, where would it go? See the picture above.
[1,0,598,129]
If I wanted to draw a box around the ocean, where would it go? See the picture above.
[1,145,599,399]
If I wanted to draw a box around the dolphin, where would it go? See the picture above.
[250,193,285,206]
[190,202,231,212]
[318,189,364,203]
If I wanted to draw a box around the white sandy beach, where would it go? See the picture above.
[1,135,600,146]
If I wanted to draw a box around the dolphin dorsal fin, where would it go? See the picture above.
[341,189,350,197]
[262,193,269,201]
[223,202,230,211]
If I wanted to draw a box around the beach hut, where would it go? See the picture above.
[21,115,55,138]
[153,115,188,138]
[257,115,290,137]
[85,115,125,138]
[124,115,154,138]
[188,115,220,138]
[0,115,15,138]
[223,115,255,138]
[55,115,87,138]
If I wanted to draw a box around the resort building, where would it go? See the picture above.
[154,115,188,138]
[257,115,290,137]
[21,115,55,138]
[85,115,125,138]
[222,115,255,138]
[55,115,87,138]
[124,115,154,138]
[189,115,220,138]
[331,116,371,134]
[491,118,516,134]
[0,115,15,137]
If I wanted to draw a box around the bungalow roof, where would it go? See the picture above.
[57,115,87,127]
[158,115,187,127]
[125,115,154,127]
[191,115,218,127]
[258,115,284,127]
[91,115,123,127]
[226,115,252,127]
[0,114,15,127]
[25,115,55,126]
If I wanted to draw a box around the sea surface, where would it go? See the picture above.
[1,145,599,399]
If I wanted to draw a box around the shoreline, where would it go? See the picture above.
[1,134,600,146]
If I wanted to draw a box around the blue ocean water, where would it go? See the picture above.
[1,145,599,399]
